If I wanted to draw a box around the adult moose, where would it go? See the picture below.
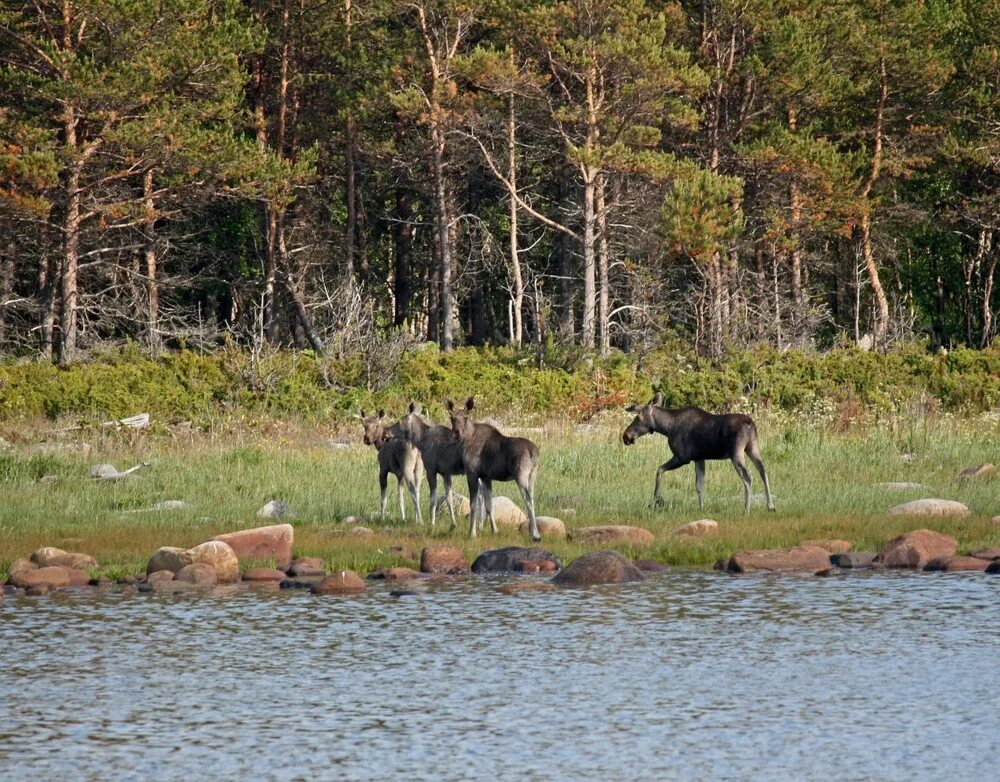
[399,402,474,528]
[622,394,775,513]
[446,397,541,541]
[359,409,424,524]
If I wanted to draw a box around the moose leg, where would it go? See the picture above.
[748,447,775,512]
[694,460,706,509]
[443,475,458,529]
[731,454,753,513]
[480,478,497,534]
[653,455,688,508]
[427,471,438,527]
[466,472,481,537]
[379,470,389,520]
[407,473,423,524]
[397,476,406,521]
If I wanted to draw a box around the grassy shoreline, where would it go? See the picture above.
[2,413,997,578]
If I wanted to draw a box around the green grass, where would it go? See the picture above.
[1,413,998,578]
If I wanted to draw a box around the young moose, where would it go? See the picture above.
[622,394,775,513]
[446,398,541,541]
[359,409,424,523]
[398,402,470,528]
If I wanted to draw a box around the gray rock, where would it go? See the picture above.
[257,500,294,520]
[887,498,970,517]
[830,552,877,569]
[470,547,561,575]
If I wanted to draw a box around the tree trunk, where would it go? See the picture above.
[57,106,81,365]
[431,124,453,351]
[857,57,890,348]
[343,0,357,282]
[143,168,160,353]
[981,233,996,348]
[393,187,413,327]
[581,172,596,349]
[507,84,523,347]
[596,172,610,355]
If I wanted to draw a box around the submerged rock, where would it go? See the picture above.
[287,557,325,577]
[367,567,424,581]
[727,545,831,574]
[312,571,366,594]
[420,545,469,574]
[552,551,645,586]
[876,529,957,569]
[279,577,324,590]
[471,547,561,575]
[923,556,988,572]
[887,499,970,517]
[574,525,654,547]
[633,559,668,573]
[146,570,175,583]
[830,552,877,569]
[987,561,1000,574]
[497,581,556,595]
[214,524,293,570]
[8,566,87,590]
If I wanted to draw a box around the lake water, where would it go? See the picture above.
[1,570,997,781]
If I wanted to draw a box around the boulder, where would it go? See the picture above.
[243,567,287,582]
[287,557,325,577]
[958,463,995,481]
[386,546,418,561]
[518,516,566,539]
[992,515,1000,525]
[7,557,38,581]
[674,519,719,537]
[923,556,988,572]
[727,545,832,574]
[634,559,668,573]
[146,547,190,575]
[175,563,218,586]
[350,526,375,536]
[801,539,852,554]
[146,570,176,583]
[341,515,367,526]
[312,571,366,594]
[887,499,970,517]
[987,561,1000,574]
[117,574,140,585]
[574,525,655,547]
[257,500,294,520]
[213,524,293,569]
[30,547,98,571]
[185,541,239,584]
[971,547,1000,561]
[552,551,646,586]
[420,545,469,574]
[830,552,877,569]
[876,529,957,569]
[481,495,527,527]
[471,547,561,575]
[8,566,74,590]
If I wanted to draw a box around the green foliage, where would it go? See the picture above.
[1,343,998,425]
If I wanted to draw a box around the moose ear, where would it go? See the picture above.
[408,401,417,414]
[377,409,385,419]
[651,392,664,407]
[465,396,475,411]
[358,409,366,419]
[446,399,454,411]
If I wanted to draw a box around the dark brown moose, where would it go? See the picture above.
[622,394,774,513]
[446,397,541,541]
